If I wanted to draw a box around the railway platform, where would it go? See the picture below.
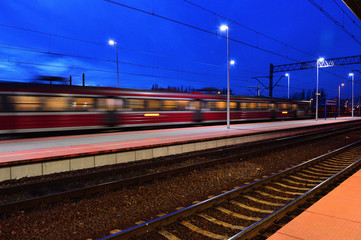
[0,117,360,181]
[267,168,361,240]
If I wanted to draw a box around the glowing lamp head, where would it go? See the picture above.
[108,40,115,46]
[349,73,354,77]
[341,83,345,87]
[220,25,229,31]
[317,57,325,62]
[230,60,235,65]
[285,73,289,77]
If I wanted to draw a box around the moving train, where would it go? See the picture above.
[0,82,311,134]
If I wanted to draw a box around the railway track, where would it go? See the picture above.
[100,140,361,240]
[0,124,360,215]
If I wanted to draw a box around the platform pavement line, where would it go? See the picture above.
[243,195,284,207]
[284,178,317,187]
[158,229,181,240]
[215,206,261,221]
[275,183,310,191]
[198,213,246,230]
[255,190,294,201]
[266,186,303,195]
[181,221,229,240]
[289,175,323,183]
[230,200,273,213]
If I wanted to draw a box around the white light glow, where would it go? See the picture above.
[108,40,115,46]
[317,57,325,62]
[220,25,228,31]
[349,73,354,76]
[285,73,289,77]
[230,60,235,65]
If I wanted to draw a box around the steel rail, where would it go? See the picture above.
[0,122,360,215]
[99,140,361,240]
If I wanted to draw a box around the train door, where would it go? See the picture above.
[269,103,276,119]
[190,99,203,122]
[0,95,16,133]
[105,97,123,127]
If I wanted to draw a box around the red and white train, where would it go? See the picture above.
[0,82,311,134]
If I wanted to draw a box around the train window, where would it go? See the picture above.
[10,95,43,111]
[248,102,257,110]
[126,98,144,111]
[71,98,94,111]
[215,101,226,110]
[230,102,238,109]
[278,103,291,110]
[178,100,189,110]
[189,101,201,110]
[240,102,248,110]
[147,99,161,111]
[163,100,178,110]
[96,98,108,111]
[100,98,123,111]
[257,103,268,110]
[43,97,68,111]
[269,103,275,110]
[292,104,297,110]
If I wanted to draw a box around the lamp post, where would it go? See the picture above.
[220,24,231,129]
[349,73,354,118]
[316,58,324,121]
[108,40,119,88]
[285,73,290,99]
[339,83,344,117]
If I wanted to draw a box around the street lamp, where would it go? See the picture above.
[316,57,325,121]
[339,83,344,117]
[285,73,290,99]
[220,24,230,129]
[349,73,354,118]
[108,40,119,88]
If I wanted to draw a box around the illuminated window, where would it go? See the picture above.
[163,100,178,110]
[240,102,249,110]
[178,101,189,110]
[248,102,257,110]
[292,104,297,110]
[43,97,68,111]
[257,103,268,110]
[147,99,161,110]
[189,101,201,110]
[10,95,43,111]
[100,98,123,111]
[215,101,226,110]
[126,99,144,111]
[71,98,94,111]
[278,103,291,110]
[230,102,238,109]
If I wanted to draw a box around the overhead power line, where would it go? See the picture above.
[0,58,254,86]
[307,0,361,47]
[0,42,264,79]
[331,0,361,31]
[103,0,302,62]
[183,0,316,58]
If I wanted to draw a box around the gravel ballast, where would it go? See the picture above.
[0,130,360,240]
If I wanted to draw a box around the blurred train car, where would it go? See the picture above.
[0,82,311,134]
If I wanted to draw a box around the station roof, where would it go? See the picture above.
[343,0,361,21]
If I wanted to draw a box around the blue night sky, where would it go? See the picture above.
[0,0,361,99]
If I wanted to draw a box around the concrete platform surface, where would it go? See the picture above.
[267,169,361,240]
[0,117,359,166]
